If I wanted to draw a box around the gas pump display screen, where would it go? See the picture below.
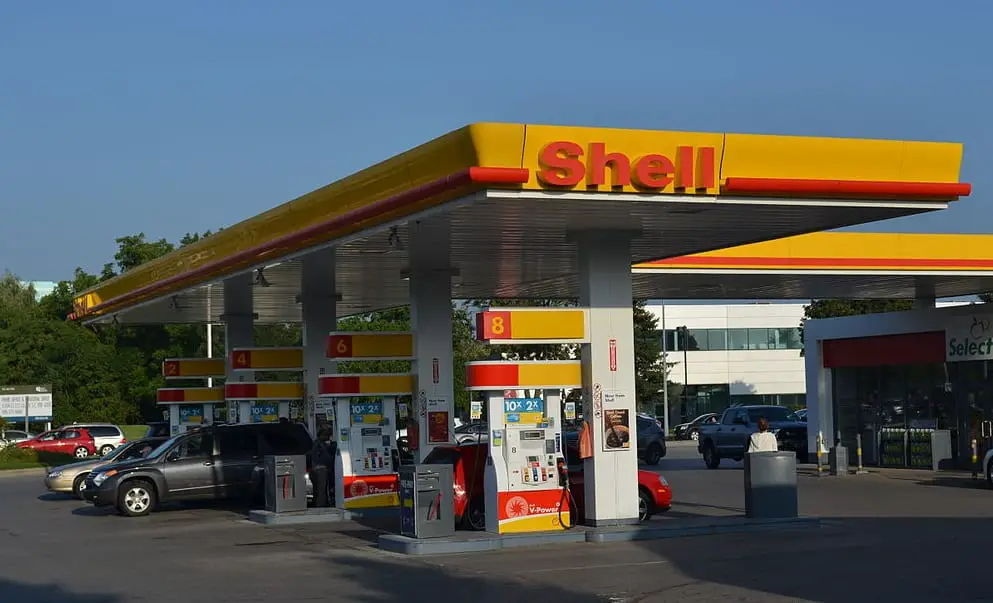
[520,430,544,440]
[503,398,544,424]
[351,400,384,425]
[360,427,382,437]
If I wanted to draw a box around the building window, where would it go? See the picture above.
[661,327,802,352]
[728,329,748,350]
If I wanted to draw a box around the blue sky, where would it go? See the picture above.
[1,0,990,280]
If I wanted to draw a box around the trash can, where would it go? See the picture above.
[264,455,307,513]
[743,451,798,519]
[399,464,454,539]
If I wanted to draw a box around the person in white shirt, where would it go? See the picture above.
[747,417,779,453]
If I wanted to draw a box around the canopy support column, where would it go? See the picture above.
[409,219,454,462]
[577,231,640,526]
[223,273,254,424]
[302,247,337,436]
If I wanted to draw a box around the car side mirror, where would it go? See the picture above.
[166,450,180,462]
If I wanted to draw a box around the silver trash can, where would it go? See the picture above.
[743,451,798,519]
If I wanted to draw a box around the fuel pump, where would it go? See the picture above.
[482,388,568,534]
[327,395,400,509]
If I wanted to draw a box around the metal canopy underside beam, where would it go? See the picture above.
[89,191,948,325]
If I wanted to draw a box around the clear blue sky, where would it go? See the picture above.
[1,0,990,280]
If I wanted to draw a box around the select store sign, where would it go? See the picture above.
[946,316,993,361]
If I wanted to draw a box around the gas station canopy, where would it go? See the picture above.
[633,232,993,300]
[71,123,972,325]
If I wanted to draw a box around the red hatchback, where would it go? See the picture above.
[17,427,96,459]
[422,443,672,530]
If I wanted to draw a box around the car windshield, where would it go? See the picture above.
[746,407,791,423]
[102,443,130,459]
[146,434,183,459]
[692,414,714,425]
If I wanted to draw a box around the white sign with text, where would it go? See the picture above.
[946,315,993,362]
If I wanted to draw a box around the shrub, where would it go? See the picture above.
[0,445,75,467]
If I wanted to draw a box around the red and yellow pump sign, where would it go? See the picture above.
[476,308,588,344]
[327,332,413,360]
[162,358,225,379]
[465,361,582,391]
[230,347,304,371]
[224,382,304,400]
[318,374,414,397]
[157,387,224,403]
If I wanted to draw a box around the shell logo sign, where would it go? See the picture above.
[536,141,716,192]
[342,475,399,509]
[495,490,569,533]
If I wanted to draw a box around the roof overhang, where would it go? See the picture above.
[71,123,971,325]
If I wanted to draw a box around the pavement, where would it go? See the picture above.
[2,441,991,602]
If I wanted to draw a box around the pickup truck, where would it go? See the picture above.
[697,405,807,469]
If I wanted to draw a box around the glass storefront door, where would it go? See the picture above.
[948,361,993,469]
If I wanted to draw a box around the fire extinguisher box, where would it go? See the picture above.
[399,464,454,539]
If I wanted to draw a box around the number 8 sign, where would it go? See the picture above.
[477,311,512,341]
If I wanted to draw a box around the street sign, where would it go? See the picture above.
[0,384,53,421]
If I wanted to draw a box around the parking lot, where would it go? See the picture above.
[2,441,991,602]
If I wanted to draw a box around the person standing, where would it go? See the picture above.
[747,417,779,453]
[311,428,334,507]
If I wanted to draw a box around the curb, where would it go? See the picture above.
[377,516,822,555]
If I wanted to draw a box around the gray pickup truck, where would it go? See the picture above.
[697,405,806,469]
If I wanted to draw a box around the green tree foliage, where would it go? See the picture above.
[800,299,914,346]
[633,299,669,413]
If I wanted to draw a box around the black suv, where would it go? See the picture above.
[83,422,313,517]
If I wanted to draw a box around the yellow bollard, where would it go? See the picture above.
[816,432,826,474]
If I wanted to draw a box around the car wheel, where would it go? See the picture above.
[638,488,655,522]
[72,474,89,500]
[463,497,485,531]
[644,443,663,466]
[702,443,721,469]
[689,429,700,441]
[118,479,156,517]
[99,445,115,456]
[74,447,89,459]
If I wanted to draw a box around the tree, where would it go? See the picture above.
[633,299,669,413]
[800,299,914,347]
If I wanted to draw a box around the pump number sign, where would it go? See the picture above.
[504,397,544,424]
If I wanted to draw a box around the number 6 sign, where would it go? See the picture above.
[327,335,353,358]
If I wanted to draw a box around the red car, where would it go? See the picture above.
[422,443,672,530]
[17,427,96,459]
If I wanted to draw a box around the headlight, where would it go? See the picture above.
[657,475,668,486]
[92,470,117,486]
[47,470,62,479]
